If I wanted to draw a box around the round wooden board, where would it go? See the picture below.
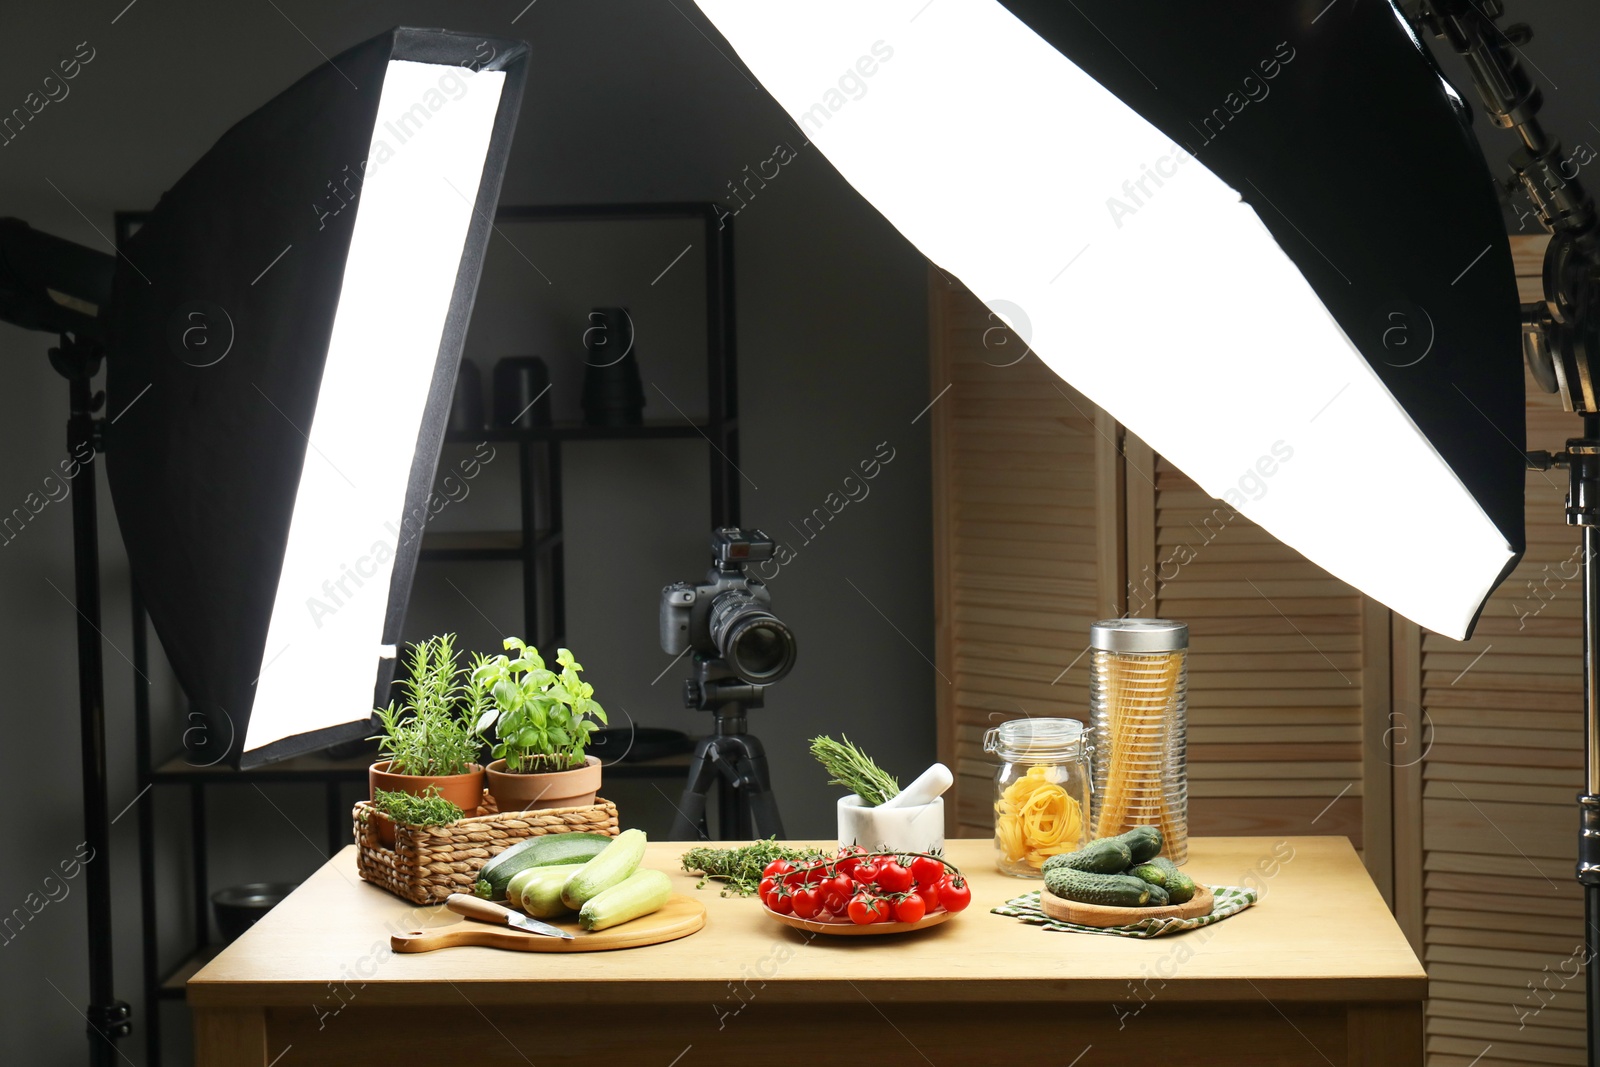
[390,894,706,953]
[1040,883,1215,927]
[761,904,957,937]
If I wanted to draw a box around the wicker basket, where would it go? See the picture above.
[354,791,619,905]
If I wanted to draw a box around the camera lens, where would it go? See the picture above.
[708,591,797,684]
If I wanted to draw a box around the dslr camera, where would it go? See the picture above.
[660,528,797,686]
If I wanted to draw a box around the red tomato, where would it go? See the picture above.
[911,855,946,888]
[791,887,822,919]
[938,876,972,913]
[835,845,867,877]
[847,893,891,925]
[823,874,854,901]
[763,859,792,879]
[892,893,927,923]
[876,860,913,895]
[758,877,777,898]
[851,858,881,885]
[822,890,848,916]
[917,885,943,914]
[765,888,793,915]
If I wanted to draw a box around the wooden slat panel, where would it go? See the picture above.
[1410,234,1585,1067]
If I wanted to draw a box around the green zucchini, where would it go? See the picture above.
[473,832,613,900]
[1042,838,1132,876]
[1044,867,1153,907]
[562,828,648,910]
[578,868,672,931]
[1109,826,1163,864]
[508,865,577,919]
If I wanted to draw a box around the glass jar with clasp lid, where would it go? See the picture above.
[983,717,1091,878]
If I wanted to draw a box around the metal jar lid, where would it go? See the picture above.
[1090,618,1188,653]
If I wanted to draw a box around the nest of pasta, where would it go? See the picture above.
[995,765,1084,870]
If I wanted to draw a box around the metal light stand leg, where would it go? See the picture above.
[1570,420,1600,1064]
[49,337,130,1064]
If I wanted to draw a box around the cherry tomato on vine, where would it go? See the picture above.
[917,885,943,914]
[824,874,854,903]
[791,886,823,919]
[875,859,914,894]
[765,888,793,915]
[763,859,792,879]
[835,846,867,877]
[847,892,891,925]
[758,877,777,898]
[851,858,881,885]
[911,855,946,888]
[822,890,849,916]
[892,893,927,923]
[938,875,972,913]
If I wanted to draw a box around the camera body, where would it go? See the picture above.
[660,528,795,687]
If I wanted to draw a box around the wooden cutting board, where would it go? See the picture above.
[1040,883,1215,927]
[390,894,707,953]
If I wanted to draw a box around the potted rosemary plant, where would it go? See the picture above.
[473,638,607,812]
[368,634,486,842]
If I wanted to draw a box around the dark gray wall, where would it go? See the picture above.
[0,2,933,1062]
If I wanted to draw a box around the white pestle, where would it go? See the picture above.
[877,762,953,809]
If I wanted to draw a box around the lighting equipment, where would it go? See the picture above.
[1,27,527,1062]
[690,0,1600,1057]
[696,0,1524,643]
[661,528,795,838]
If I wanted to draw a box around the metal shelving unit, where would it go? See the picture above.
[124,202,738,1064]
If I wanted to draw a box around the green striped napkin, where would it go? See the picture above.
[991,885,1258,938]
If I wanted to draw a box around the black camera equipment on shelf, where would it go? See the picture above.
[661,528,797,839]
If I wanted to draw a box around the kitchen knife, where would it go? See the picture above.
[446,893,575,940]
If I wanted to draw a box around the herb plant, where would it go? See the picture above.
[472,638,607,773]
[369,634,483,777]
[680,840,825,896]
[371,785,464,826]
[810,734,901,806]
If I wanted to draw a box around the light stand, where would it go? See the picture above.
[667,657,785,840]
[47,332,130,1063]
[1415,1,1600,1058]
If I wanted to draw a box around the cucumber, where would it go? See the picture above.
[1044,867,1153,907]
[507,865,577,919]
[473,832,613,900]
[1109,826,1163,864]
[579,868,672,931]
[561,828,648,910]
[1132,857,1197,904]
[1042,838,1132,876]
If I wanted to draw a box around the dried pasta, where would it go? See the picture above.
[994,765,1084,870]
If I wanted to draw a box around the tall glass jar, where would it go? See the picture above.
[983,717,1091,878]
[1090,618,1188,864]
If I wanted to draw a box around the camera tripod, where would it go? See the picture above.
[667,658,786,840]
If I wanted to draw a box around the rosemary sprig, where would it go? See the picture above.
[810,734,900,807]
[371,785,464,826]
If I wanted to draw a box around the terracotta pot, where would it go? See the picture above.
[485,755,601,812]
[367,761,485,846]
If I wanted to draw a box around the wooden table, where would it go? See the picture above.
[190,837,1424,1066]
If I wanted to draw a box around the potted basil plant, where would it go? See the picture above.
[368,634,486,843]
[473,638,607,812]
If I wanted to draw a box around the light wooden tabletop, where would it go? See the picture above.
[188,836,1425,1008]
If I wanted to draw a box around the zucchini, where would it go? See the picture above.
[1043,867,1153,907]
[1042,838,1132,876]
[578,868,673,931]
[473,832,613,900]
[1109,826,1163,864]
[506,865,577,918]
[562,828,648,910]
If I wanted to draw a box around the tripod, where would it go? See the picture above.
[667,658,785,840]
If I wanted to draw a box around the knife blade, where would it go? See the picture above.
[446,893,575,939]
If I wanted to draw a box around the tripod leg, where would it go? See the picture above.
[668,743,721,839]
[730,740,786,839]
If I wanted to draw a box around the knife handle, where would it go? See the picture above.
[447,893,517,924]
